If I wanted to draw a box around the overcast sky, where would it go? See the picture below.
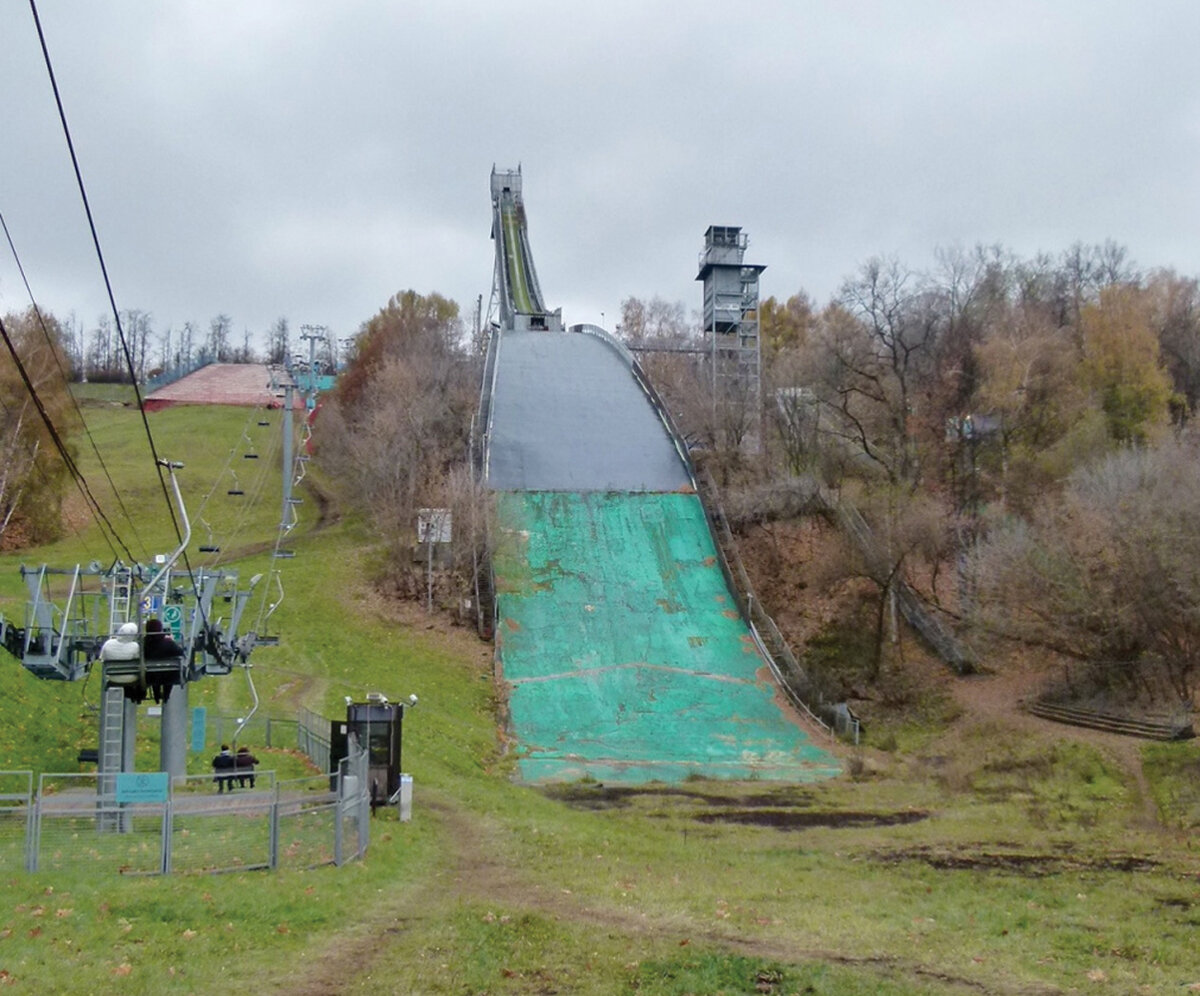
[3,1,1200,349]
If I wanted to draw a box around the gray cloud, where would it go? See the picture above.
[3,1,1199,344]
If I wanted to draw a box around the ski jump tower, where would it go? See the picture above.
[489,165,562,333]
[696,226,765,447]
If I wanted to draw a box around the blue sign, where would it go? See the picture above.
[191,706,207,752]
[115,772,169,804]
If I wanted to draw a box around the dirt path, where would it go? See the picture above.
[278,790,1054,996]
[947,665,1161,827]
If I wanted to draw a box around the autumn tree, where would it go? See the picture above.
[1144,269,1200,422]
[315,291,485,600]
[760,292,815,355]
[0,308,78,548]
[1078,285,1171,445]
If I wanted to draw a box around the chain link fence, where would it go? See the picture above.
[0,744,367,876]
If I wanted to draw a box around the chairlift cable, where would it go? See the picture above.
[29,0,181,554]
[193,402,271,524]
[218,421,283,552]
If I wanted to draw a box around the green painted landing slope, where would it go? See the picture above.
[494,491,841,783]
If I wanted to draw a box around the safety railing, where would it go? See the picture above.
[570,323,698,491]
[568,323,854,741]
[4,746,367,876]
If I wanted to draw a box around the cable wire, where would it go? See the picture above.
[28,0,182,549]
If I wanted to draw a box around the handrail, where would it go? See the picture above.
[570,323,698,491]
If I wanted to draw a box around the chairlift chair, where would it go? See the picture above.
[198,518,221,554]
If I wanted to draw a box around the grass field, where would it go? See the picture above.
[0,397,1194,994]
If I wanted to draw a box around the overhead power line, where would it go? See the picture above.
[28,0,182,548]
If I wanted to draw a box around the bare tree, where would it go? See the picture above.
[618,296,691,346]
[208,314,232,361]
[970,440,1200,703]
[266,317,290,366]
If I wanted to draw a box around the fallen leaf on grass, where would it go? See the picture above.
[1087,969,1107,982]
[111,964,132,977]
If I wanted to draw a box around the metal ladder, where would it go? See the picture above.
[98,685,126,783]
[108,567,133,634]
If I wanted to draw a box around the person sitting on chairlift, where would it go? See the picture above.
[143,618,183,659]
[100,621,140,661]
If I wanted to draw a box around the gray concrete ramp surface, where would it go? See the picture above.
[486,329,692,492]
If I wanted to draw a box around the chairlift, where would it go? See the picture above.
[226,470,244,497]
[198,519,221,554]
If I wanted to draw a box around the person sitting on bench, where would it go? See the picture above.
[211,745,235,792]
[235,745,259,788]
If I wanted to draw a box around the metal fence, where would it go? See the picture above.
[0,746,367,876]
[204,712,300,751]
[297,707,333,773]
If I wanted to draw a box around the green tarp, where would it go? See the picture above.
[494,491,841,783]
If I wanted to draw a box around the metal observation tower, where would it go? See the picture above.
[697,225,765,446]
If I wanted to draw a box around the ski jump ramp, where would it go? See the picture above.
[484,169,839,783]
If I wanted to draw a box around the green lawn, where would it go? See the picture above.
[0,401,1194,994]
